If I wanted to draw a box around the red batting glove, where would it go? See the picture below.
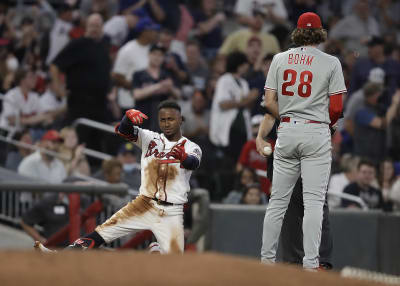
[126,109,148,125]
[169,140,188,163]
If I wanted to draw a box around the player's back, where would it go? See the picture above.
[266,46,345,124]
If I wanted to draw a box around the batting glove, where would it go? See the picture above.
[169,140,188,163]
[126,109,148,125]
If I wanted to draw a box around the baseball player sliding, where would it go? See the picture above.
[35,100,202,253]
[260,12,345,269]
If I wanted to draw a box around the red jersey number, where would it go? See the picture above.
[281,69,313,98]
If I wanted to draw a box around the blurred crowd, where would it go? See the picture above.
[0,0,400,219]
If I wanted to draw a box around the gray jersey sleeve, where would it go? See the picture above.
[328,58,347,96]
[264,55,279,91]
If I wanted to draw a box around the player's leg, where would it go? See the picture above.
[151,212,184,254]
[319,196,333,269]
[279,178,304,264]
[69,196,155,249]
[261,137,300,264]
[300,126,332,269]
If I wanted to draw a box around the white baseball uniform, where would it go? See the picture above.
[96,128,202,253]
[260,46,346,268]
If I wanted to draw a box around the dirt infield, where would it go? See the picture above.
[0,251,387,286]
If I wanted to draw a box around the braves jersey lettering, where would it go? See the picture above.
[288,53,314,66]
[134,128,202,204]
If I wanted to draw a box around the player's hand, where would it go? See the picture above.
[169,140,188,162]
[329,122,338,136]
[126,109,148,125]
[256,136,272,157]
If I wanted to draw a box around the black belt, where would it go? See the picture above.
[151,197,175,206]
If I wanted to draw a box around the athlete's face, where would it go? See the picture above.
[158,108,182,140]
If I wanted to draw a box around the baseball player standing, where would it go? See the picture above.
[35,100,202,254]
[260,12,345,269]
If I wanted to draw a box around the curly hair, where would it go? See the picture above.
[291,28,327,47]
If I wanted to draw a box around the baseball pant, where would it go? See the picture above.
[96,195,185,254]
[278,178,333,266]
[261,120,332,269]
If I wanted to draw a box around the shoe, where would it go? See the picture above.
[34,241,56,253]
[319,262,333,270]
[148,242,161,254]
[304,265,329,272]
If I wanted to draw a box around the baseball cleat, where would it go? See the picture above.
[148,242,161,254]
[34,241,56,253]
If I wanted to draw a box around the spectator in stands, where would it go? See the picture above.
[219,9,280,58]
[330,0,380,57]
[240,183,264,205]
[43,3,73,66]
[116,142,141,190]
[353,86,400,162]
[378,158,397,207]
[14,17,39,67]
[80,0,118,20]
[375,0,400,39]
[5,129,33,171]
[234,0,288,38]
[38,76,67,128]
[247,53,274,115]
[184,40,208,93]
[190,0,226,60]
[50,13,112,124]
[344,68,385,137]
[158,28,188,86]
[18,130,67,203]
[390,177,400,211]
[152,0,181,34]
[102,158,123,184]
[59,127,90,177]
[223,167,266,204]
[286,0,318,28]
[182,91,210,145]
[112,17,159,110]
[389,91,400,161]
[210,52,258,163]
[0,67,51,132]
[236,114,271,195]
[341,159,384,210]
[18,129,66,182]
[0,52,19,94]
[348,36,400,97]
[20,192,70,246]
[328,154,360,209]
[104,13,138,48]
[101,158,130,208]
[132,44,181,131]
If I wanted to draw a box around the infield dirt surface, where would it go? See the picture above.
[0,251,388,286]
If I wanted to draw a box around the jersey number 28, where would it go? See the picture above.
[282,69,313,98]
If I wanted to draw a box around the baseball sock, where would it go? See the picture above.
[66,231,105,250]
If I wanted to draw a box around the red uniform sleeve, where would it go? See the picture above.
[329,93,343,127]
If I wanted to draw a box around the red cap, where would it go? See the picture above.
[297,12,322,29]
[41,130,63,142]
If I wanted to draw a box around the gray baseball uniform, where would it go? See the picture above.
[261,46,346,268]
